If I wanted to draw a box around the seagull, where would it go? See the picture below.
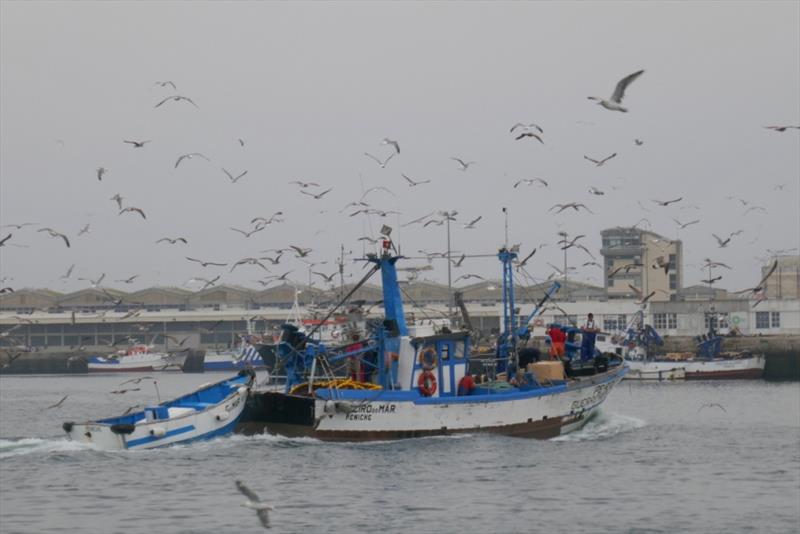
[115,275,140,284]
[175,153,210,168]
[60,264,75,280]
[587,69,645,112]
[697,402,727,413]
[743,206,767,215]
[157,237,188,245]
[260,253,283,265]
[110,194,124,210]
[78,273,106,287]
[702,259,732,269]
[186,257,228,267]
[402,212,435,227]
[289,245,312,258]
[236,480,273,529]
[123,140,150,148]
[763,125,799,132]
[77,223,91,236]
[549,203,594,214]
[608,263,643,278]
[673,218,700,229]
[251,212,284,227]
[517,248,537,267]
[300,188,332,200]
[588,187,605,196]
[289,180,320,188]
[450,157,475,171]
[46,395,69,410]
[402,174,431,187]
[454,274,485,283]
[154,81,177,89]
[652,256,670,274]
[380,138,400,154]
[119,207,147,219]
[119,376,154,386]
[0,287,14,294]
[230,226,264,238]
[154,95,198,108]
[97,167,107,181]
[312,271,337,283]
[37,227,71,248]
[423,218,444,227]
[110,388,141,395]
[583,153,617,167]
[194,275,221,290]
[712,233,732,248]
[652,197,682,206]
[514,132,544,143]
[463,216,482,229]
[558,234,586,249]
[734,259,778,295]
[1,222,38,230]
[510,122,543,134]
[0,234,12,247]
[634,139,644,146]
[451,254,466,268]
[364,152,395,168]
[222,168,248,183]
[701,276,723,285]
[230,258,270,272]
[513,178,548,188]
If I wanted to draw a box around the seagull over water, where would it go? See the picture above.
[513,178,548,188]
[587,69,645,112]
[510,122,543,134]
[175,153,210,168]
[154,95,198,108]
[236,480,273,529]
[364,152,395,168]
[123,140,150,148]
[584,153,617,167]
[402,174,431,187]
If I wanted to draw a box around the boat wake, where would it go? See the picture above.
[0,437,98,459]
[552,411,645,442]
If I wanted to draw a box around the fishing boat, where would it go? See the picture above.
[203,339,267,371]
[608,311,765,380]
[87,344,185,373]
[238,238,628,441]
[62,370,254,450]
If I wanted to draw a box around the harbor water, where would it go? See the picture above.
[1,373,798,534]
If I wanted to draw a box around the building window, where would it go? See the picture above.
[669,274,677,290]
[771,312,780,328]
[667,313,677,329]
[755,312,770,329]
[654,313,666,330]
[603,314,627,332]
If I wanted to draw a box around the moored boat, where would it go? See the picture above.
[87,344,185,373]
[238,239,627,441]
[203,340,267,371]
[62,370,254,450]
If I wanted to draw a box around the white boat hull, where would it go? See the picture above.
[87,352,185,373]
[626,356,764,380]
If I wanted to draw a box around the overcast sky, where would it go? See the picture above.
[1,1,798,295]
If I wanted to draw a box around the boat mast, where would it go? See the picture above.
[497,246,518,374]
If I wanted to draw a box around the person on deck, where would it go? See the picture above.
[346,333,364,381]
[457,371,476,396]
[580,313,600,361]
[546,324,566,360]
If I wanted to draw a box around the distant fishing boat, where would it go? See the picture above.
[239,238,628,441]
[62,370,254,450]
[87,344,185,373]
[203,340,267,371]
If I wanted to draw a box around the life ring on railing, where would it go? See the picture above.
[418,348,437,370]
[418,370,437,397]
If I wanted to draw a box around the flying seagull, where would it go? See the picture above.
[124,140,150,148]
[454,274,485,283]
[46,395,69,410]
[672,218,700,229]
[97,167,107,181]
[60,264,75,280]
[230,226,264,238]
[513,178,548,188]
[380,138,400,154]
[450,157,475,171]
[37,227,71,248]
[0,234,12,247]
[157,237,188,245]
[634,139,644,146]
[514,132,544,143]
[186,257,228,267]
[510,122,543,134]
[77,223,91,236]
[236,480,273,529]
[222,168,248,183]
[115,275,139,284]
[549,203,594,214]
[401,174,431,187]
[154,81,177,89]
[701,276,723,285]
[463,216,482,229]
[154,95,198,108]
[300,188,332,200]
[697,402,727,413]
[110,194,124,210]
[119,207,147,219]
[588,187,605,196]
[712,233,732,248]
[175,153,210,168]
[763,125,799,132]
[588,69,645,112]
[652,197,682,206]
[289,181,320,188]
[583,153,617,167]
[364,152,395,168]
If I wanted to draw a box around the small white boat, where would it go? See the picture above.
[625,365,686,381]
[87,345,185,373]
[62,370,254,450]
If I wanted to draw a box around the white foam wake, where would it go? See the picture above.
[0,437,98,459]
[552,411,646,442]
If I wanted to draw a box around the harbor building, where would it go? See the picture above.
[764,255,800,300]
[600,227,683,302]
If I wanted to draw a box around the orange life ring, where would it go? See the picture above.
[418,347,437,370]
[418,370,437,397]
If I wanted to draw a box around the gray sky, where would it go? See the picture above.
[1,1,798,294]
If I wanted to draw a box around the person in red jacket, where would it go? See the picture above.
[546,324,566,360]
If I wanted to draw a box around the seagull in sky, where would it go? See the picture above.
[230,258,270,273]
[175,153,210,168]
[119,207,147,219]
[588,187,605,196]
[289,245,312,258]
[583,153,617,167]
[222,168,248,183]
[124,140,150,148]
[402,174,431,187]
[37,227,71,248]
[96,167,107,181]
[186,257,228,267]
[463,216,482,229]
[513,178,548,188]
[300,188,332,200]
[514,132,544,143]
[763,125,799,132]
[712,233,732,248]
[451,157,475,171]
[110,194,124,210]
[154,81,177,90]
[46,395,69,410]
[236,480,273,529]
[230,226,264,238]
[115,275,139,284]
[672,218,700,229]
[454,274,485,283]
[77,223,91,236]
[157,237,188,245]
[651,197,682,206]
[289,181,319,188]
[364,152,395,168]
[550,203,594,214]
[634,139,644,146]
[154,95,198,108]
[701,276,723,285]
[60,264,75,280]
[510,122,543,134]
[380,138,400,154]
[587,69,645,112]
